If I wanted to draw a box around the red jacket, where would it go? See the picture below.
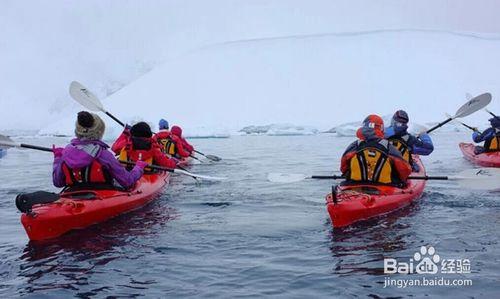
[181,138,194,153]
[170,125,194,154]
[153,130,192,158]
[112,130,177,169]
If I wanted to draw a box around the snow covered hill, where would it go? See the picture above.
[38,29,500,138]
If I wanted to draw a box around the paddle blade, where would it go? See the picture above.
[267,173,310,183]
[69,81,105,112]
[0,134,19,149]
[173,169,227,181]
[452,168,500,190]
[205,154,222,162]
[454,93,492,118]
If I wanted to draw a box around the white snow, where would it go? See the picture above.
[2,1,500,134]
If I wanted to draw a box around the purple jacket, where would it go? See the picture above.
[53,138,143,189]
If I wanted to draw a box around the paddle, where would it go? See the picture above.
[445,113,481,133]
[193,149,222,162]
[0,135,226,181]
[69,81,125,127]
[424,93,491,134]
[267,169,500,191]
[484,108,498,118]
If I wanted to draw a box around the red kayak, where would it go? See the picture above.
[459,142,500,167]
[21,172,170,241]
[326,156,426,228]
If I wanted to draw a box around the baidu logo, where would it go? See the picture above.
[384,246,470,275]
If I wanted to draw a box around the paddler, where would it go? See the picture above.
[112,121,177,169]
[340,114,412,186]
[52,111,147,189]
[153,124,192,159]
[471,116,500,154]
[385,110,434,171]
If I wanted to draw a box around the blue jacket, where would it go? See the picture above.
[385,127,434,156]
[472,127,495,143]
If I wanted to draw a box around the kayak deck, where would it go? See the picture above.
[326,155,426,228]
[21,172,170,241]
[459,142,500,167]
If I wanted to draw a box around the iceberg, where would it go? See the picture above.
[239,124,318,136]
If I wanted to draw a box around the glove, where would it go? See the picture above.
[52,145,64,158]
[135,160,149,169]
[123,125,131,137]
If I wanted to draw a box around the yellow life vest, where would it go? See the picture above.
[485,130,500,151]
[158,138,177,156]
[347,140,395,184]
[388,134,411,163]
[118,147,154,172]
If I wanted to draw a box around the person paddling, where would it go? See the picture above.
[340,114,412,187]
[172,126,194,154]
[471,116,500,154]
[52,111,147,190]
[154,125,192,159]
[112,121,177,169]
[385,110,434,171]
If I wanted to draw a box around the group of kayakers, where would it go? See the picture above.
[340,109,500,187]
[52,111,194,190]
[340,111,434,187]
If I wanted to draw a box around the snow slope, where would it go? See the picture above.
[39,29,500,138]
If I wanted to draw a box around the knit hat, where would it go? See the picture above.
[358,114,384,139]
[130,122,153,138]
[392,110,409,124]
[75,111,105,140]
[159,118,169,130]
[489,117,500,129]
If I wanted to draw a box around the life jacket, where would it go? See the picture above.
[118,137,155,172]
[61,144,112,186]
[156,133,180,158]
[484,128,500,152]
[388,134,412,164]
[345,139,400,185]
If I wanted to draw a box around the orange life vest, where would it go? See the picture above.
[484,129,500,152]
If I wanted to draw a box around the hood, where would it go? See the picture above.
[62,139,107,168]
[171,125,182,137]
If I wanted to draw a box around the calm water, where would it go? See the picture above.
[0,133,499,298]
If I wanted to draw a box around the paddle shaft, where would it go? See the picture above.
[426,117,452,134]
[310,175,450,181]
[19,144,52,152]
[10,142,183,174]
[105,111,125,127]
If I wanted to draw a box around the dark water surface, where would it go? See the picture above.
[0,134,499,298]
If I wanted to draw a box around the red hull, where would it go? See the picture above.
[326,156,426,228]
[459,142,500,167]
[21,172,170,241]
